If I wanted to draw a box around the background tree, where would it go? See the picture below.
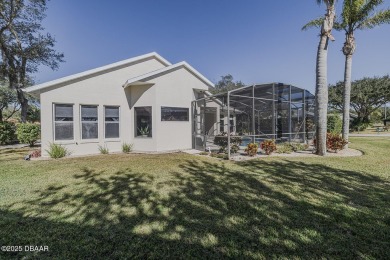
[0,0,64,122]
[328,75,390,129]
[0,85,18,122]
[211,74,245,94]
[303,0,337,156]
[333,0,390,147]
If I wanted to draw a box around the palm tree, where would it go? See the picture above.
[335,0,390,148]
[303,0,337,156]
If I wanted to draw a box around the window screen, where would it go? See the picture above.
[105,106,119,138]
[81,105,98,139]
[54,104,74,140]
[135,107,152,137]
[161,107,189,121]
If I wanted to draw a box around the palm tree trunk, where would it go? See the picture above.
[315,34,329,156]
[341,32,355,149]
[342,54,353,148]
[314,1,335,156]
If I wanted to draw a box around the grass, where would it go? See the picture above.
[0,137,389,259]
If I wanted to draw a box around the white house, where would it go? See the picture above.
[25,53,213,157]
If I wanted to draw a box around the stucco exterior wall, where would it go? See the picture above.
[127,84,157,151]
[153,68,209,151]
[38,57,211,157]
[39,58,165,156]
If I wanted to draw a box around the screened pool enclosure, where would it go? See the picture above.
[192,83,315,157]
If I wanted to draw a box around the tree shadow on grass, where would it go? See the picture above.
[1,159,389,259]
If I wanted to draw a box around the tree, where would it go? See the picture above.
[329,75,390,129]
[303,0,337,156]
[333,0,390,147]
[211,74,245,94]
[0,0,64,122]
[0,85,18,122]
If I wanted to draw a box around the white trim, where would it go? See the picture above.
[160,106,190,122]
[134,106,153,139]
[80,104,99,141]
[103,105,120,140]
[123,61,214,89]
[53,103,75,142]
[25,52,171,94]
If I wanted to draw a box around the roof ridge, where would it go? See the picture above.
[25,52,171,93]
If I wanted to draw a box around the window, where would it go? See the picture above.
[105,106,119,138]
[54,104,74,141]
[81,105,98,139]
[135,107,152,137]
[220,114,225,132]
[230,115,235,133]
[161,107,189,121]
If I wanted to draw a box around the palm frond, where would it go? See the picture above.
[342,0,365,25]
[358,9,390,29]
[302,17,324,31]
[332,21,344,31]
[356,0,384,24]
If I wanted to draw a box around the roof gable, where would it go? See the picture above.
[25,52,171,94]
[123,61,214,89]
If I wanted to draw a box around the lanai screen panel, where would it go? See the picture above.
[192,83,315,152]
[192,93,227,151]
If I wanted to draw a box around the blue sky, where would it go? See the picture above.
[36,0,390,93]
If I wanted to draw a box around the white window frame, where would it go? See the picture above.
[134,106,153,138]
[53,103,74,143]
[161,106,190,122]
[104,105,120,140]
[80,104,99,142]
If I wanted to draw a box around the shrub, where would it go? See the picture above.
[290,142,306,152]
[327,113,342,134]
[260,139,277,155]
[351,119,370,132]
[0,121,16,145]
[16,123,40,147]
[230,144,240,154]
[213,132,242,153]
[326,133,348,152]
[98,145,109,154]
[30,149,41,158]
[210,152,229,160]
[46,143,69,159]
[313,133,348,152]
[244,143,258,156]
[276,142,307,154]
[122,143,133,153]
[276,143,293,154]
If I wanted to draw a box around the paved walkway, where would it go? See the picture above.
[0,144,29,150]
[0,142,41,150]
[350,134,390,137]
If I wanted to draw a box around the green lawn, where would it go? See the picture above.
[0,137,389,259]
[351,126,389,134]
